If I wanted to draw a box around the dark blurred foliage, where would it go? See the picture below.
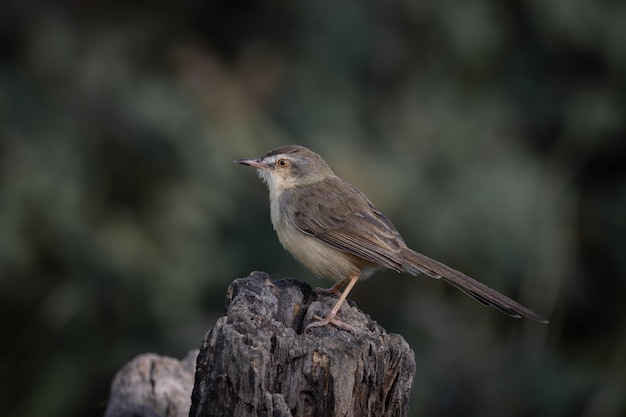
[0,0,625,416]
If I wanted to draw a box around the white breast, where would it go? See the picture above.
[268,193,375,282]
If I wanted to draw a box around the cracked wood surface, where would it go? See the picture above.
[104,272,415,417]
[190,272,415,417]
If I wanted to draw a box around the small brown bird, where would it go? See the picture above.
[236,145,548,331]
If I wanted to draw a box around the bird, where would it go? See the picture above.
[235,145,548,331]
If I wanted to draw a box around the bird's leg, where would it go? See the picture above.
[314,278,349,297]
[306,273,360,333]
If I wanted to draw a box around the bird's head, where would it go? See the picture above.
[236,145,335,196]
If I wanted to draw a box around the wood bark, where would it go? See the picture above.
[104,350,198,417]
[189,271,415,417]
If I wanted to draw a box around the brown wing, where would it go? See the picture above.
[291,178,406,272]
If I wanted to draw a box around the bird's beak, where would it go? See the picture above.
[235,158,269,170]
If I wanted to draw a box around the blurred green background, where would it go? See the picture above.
[1,1,624,416]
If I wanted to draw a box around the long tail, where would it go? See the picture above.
[402,248,548,323]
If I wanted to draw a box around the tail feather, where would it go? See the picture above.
[402,248,548,323]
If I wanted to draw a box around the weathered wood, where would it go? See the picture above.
[104,350,198,417]
[189,271,415,417]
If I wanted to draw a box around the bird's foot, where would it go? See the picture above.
[314,279,347,297]
[305,314,356,334]
[314,287,342,297]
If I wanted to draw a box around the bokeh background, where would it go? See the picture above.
[1,1,625,416]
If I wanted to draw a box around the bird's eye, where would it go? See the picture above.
[276,158,289,168]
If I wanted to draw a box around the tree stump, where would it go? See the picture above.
[189,271,415,417]
[104,350,198,417]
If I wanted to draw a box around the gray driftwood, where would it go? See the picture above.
[104,350,198,417]
[189,271,415,417]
